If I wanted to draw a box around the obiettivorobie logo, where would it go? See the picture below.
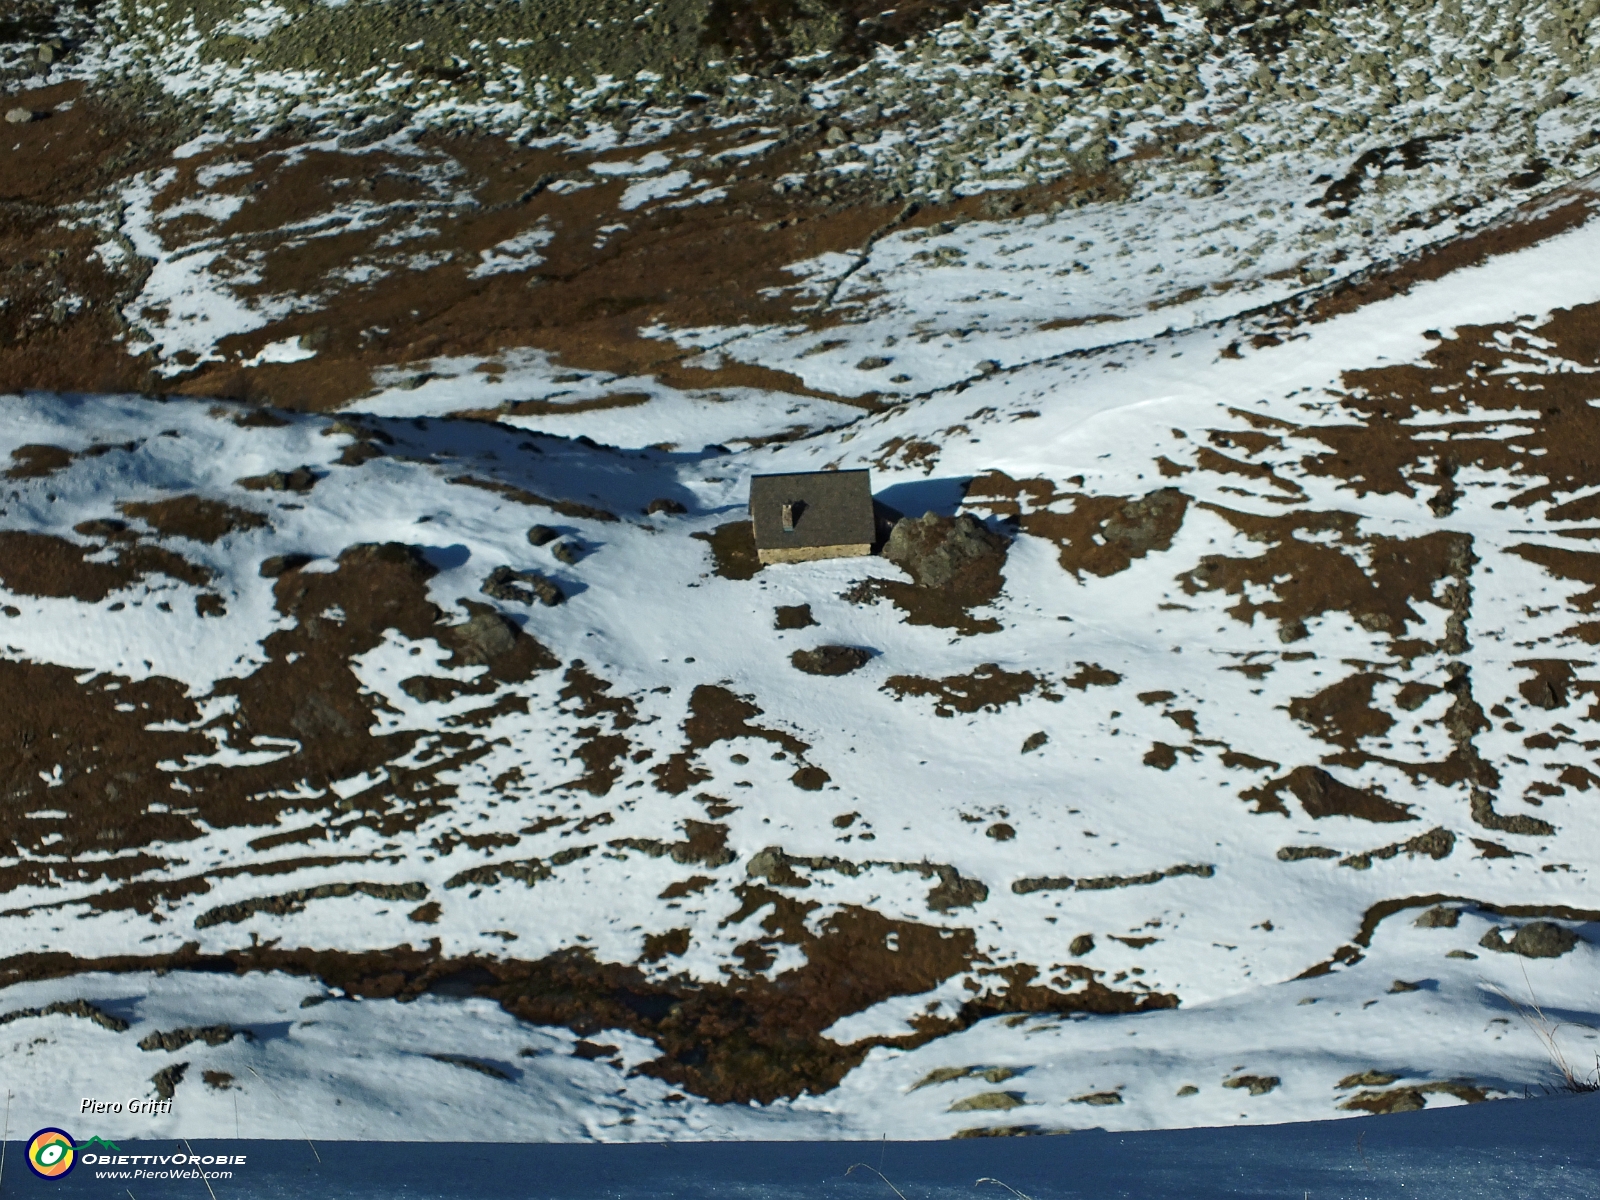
[25,1130,245,1182]
[26,1129,94,1179]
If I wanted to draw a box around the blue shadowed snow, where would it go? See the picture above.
[19,1092,1600,1199]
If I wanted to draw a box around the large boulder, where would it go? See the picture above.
[883,511,1007,588]
[790,645,872,676]
[481,565,563,607]
[1479,920,1581,958]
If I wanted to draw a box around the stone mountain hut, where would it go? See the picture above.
[749,469,876,565]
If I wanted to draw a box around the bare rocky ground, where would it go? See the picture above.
[7,0,1600,1139]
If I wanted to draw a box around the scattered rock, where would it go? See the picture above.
[0,998,128,1032]
[1223,1074,1279,1095]
[1069,934,1094,956]
[237,466,318,493]
[1021,731,1048,754]
[1277,845,1340,861]
[790,645,872,676]
[1388,979,1423,993]
[150,1063,188,1100]
[951,1125,1048,1138]
[260,553,314,578]
[1071,1091,1122,1105]
[5,107,34,125]
[1414,905,1460,928]
[986,823,1014,841]
[948,1090,1025,1112]
[1479,920,1580,958]
[1338,1070,1399,1088]
[408,901,442,924]
[447,610,523,664]
[138,1025,246,1052]
[1342,1087,1426,1114]
[1176,1085,1199,1096]
[646,498,686,515]
[883,511,1008,589]
[550,540,583,564]
[526,524,558,546]
[856,356,892,370]
[481,566,563,607]
[1446,949,1478,960]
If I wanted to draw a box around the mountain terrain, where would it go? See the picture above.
[4,0,1600,1142]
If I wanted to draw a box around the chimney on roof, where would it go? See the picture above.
[781,502,795,532]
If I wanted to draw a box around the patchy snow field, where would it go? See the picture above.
[8,0,1600,1150]
[7,169,1600,1139]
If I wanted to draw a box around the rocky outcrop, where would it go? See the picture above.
[884,511,1008,589]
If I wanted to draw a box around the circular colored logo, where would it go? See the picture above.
[27,1128,76,1179]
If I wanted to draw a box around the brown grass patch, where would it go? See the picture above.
[883,664,1044,717]
[1243,766,1416,823]
[117,496,268,543]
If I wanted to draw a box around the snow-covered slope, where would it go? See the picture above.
[7,0,1600,1149]
[7,182,1600,1140]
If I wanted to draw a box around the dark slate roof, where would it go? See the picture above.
[749,470,875,550]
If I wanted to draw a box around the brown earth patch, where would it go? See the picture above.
[883,663,1045,717]
[1289,673,1396,751]
[5,444,75,479]
[660,875,716,899]
[1181,515,1472,648]
[1,539,558,915]
[775,603,817,629]
[650,684,824,794]
[1270,302,1600,565]
[1065,662,1121,690]
[138,1024,249,1052]
[0,81,186,396]
[36,107,1056,412]
[0,929,1169,1106]
[556,662,640,795]
[1243,766,1416,823]
[117,496,268,543]
[964,475,1188,579]
[694,520,762,580]
[641,928,692,962]
[0,531,211,602]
